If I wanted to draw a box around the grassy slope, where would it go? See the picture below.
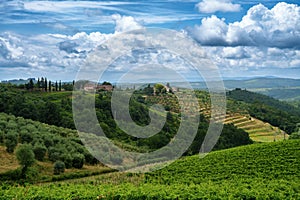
[0,146,19,173]
[2,140,299,199]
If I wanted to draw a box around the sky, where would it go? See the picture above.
[0,0,299,81]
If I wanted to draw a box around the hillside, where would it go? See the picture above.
[0,84,253,154]
[227,89,300,134]
[1,140,299,199]
[147,139,300,184]
[0,107,253,180]
[0,112,114,182]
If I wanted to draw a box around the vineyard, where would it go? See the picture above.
[1,139,299,199]
[224,114,287,142]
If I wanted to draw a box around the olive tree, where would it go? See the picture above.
[16,144,35,177]
[5,131,18,153]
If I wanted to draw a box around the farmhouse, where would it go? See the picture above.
[84,83,113,92]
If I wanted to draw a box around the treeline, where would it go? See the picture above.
[12,77,75,92]
[227,89,300,134]
[0,84,74,129]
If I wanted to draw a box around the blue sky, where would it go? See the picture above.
[0,0,299,81]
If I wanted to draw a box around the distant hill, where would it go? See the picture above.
[225,77,300,101]
[0,78,35,85]
[190,77,300,90]
[224,77,300,89]
[257,88,300,101]
[190,77,300,101]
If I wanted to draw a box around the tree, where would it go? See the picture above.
[26,79,34,91]
[49,81,52,92]
[59,80,62,91]
[37,78,41,90]
[62,83,73,91]
[16,144,35,177]
[43,101,62,126]
[102,81,112,85]
[154,83,165,95]
[19,130,33,144]
[45,78,48,92]
[55,81,58,91]
[5,132,18,153]
[41,77,45,91]
[53,161,65,175]
[33,143,47,161]
[72,153,85,169]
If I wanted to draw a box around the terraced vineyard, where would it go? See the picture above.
[145,90,288,143]
[225,114,288,142]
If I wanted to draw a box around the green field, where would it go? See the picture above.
[1,140,299,199]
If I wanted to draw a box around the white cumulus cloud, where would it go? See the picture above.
[196,0,241,13]
[112,14,143,33]
[191,2,300,48]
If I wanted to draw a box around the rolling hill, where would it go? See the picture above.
[1,139,299,199]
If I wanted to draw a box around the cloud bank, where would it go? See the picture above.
[191,2,300,49]
[0,2,299,80]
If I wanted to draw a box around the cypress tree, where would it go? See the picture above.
[37,78,40,90]
[55,81,58,91]
[59,80,62,91]
[45,78,48,92]
[41,77,45,91]
[49,81,52,92]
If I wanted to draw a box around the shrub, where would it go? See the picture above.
[5,131,18,153]
[53,161,65,175]
[72,154,85,169]
[289,132,300,140]
[62,153,73,169]
[43,136,54,148]
[33,143,47,161]
[19,130,33,143]
[48,145,65,162]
